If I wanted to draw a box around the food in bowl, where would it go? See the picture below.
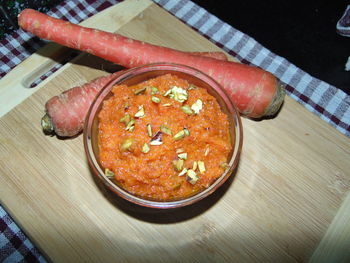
[98,73,232,201]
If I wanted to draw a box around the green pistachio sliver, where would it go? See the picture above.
[105,168,114,178]
[204,145,210,156]
[160,124,172,135]
[198,161,206,174]
[191,99,203,114]
[192,161,198,171]
[151,86,159,95]
[151,96,161,103]
[173,130,186,140]
[134,87,146,95]
[178,168,187,177]
[186,169,199,184]
[181,105,194,115]
[171,86,188,103]
[163,89,172,97]
[142,143,150,153]
[147,123,153,137]
[125,119,135,131]
[134,105,145,118]
[184,127,190,136]
[121,138,134,151]
[162,103,172,107]
[188,84,196,90]
[178,153,187,160]
[176,148,184,154]
[173,159,184,172]
[220,162,229,169]
[119,113,131,124]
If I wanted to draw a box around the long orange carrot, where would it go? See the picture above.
[19,9,285,119]
[41,52,226,137]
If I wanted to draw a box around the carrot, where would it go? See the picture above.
[41,72,123,137]
[19,9,285,119]
[41,52,227,137]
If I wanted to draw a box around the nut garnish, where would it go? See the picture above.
[198,161,206,174]
[105,168,114,178]
[150,131,163,145]
[134,105,145,118]
[134,87,146,95]
[178,168,188,177]
[191,99,203,114]
[162,103,172,107]
[181,105,194,115]
[186,169,199,184]
[119,113,131,124]
[173,130,186,140]
[192,161,198,171]
[142,143,150,153]
[147,123,153,137]
[184,127,190,136]
[173,159,184,172]
[178,153,187,160]
[160,124,172,135]
[188,84,196,90]
[121,138,134,151]
[164,86,188,103]
[151,96,161,103]
[204,145,210,156]
[125,119,135,131]
[151,86,159,95]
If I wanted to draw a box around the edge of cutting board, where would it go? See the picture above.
[0,0,153,118]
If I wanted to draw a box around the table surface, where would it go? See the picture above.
[0,0,349,262]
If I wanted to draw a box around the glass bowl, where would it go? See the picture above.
[83,63,243,209]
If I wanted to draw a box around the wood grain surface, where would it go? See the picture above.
[0,0,349,262]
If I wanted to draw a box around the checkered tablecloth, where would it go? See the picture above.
[1,0,349,262]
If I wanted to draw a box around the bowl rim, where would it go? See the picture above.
[83,63,243,209]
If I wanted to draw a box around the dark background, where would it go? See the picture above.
[192,0,350,94]
[1,0,349,94]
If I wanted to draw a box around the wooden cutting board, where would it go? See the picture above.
[1,0,349,262]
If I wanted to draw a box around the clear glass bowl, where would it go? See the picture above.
[83,63,243,209]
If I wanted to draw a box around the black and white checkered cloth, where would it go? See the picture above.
[1,0,349,262]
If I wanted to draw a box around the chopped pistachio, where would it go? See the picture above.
[125,119,135,131]
[176,148,184,154]
[160,124,172,135]
[142,143,150,153]
[121,138,134,151]
[173,129,186,140]
[181,105,194,115]
[178,168,187,177]
[150,131,163,145]
[173,159,184,172]
[105,168,114,178]
[163,89,172,97]
[163,86,188,103]
[198,161,206,174]
[191,99,203,114]
[186,169,199,184]
[192,161,198,171]
[119,113,131,124]
[204,145,210,156]
[134,86,146,95]
[162,103,172,107]
[178,153,187,160]
[147,123,153,137]
[184,127,190,136]
[188,84,196,90]
[220,162,229,169]
[134,105,145,118]
[151,86,159,95]
[151,96,161,103]
[171,86,188,103]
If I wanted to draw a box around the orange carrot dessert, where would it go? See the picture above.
[98,74,232,201]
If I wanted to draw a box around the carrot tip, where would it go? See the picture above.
[264,81,286,117]
[41,113,54,135]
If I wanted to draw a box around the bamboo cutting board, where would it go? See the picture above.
[1,0,350,262]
